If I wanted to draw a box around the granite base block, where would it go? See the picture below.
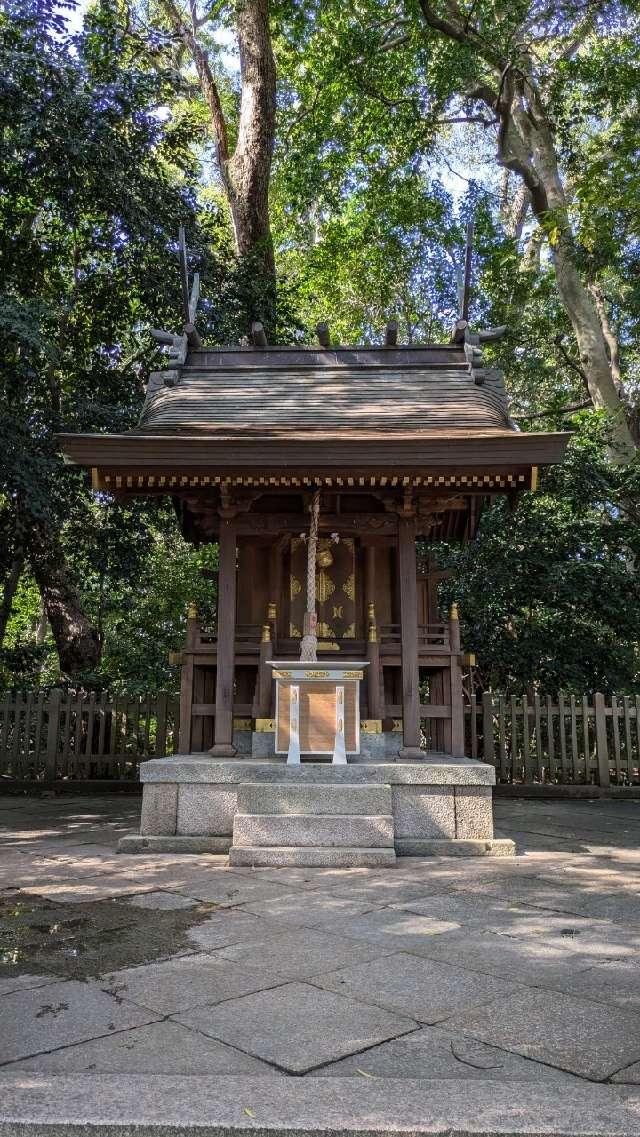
[118,835,230,854]
[140,783,177,836]
[455,785,494,839]
[396,838,516,857]
[177,784,237,836]
[392,786,456,840]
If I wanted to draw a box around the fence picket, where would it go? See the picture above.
[611,695,622,783]
[522,696,530,781]
[570,695,579,782]
[469,692,477,758]
[11,692,23,777]
[623,696,633,783]
[558,694,567,781]
[546,695,555,781]
[0,688,638,786]
[582,695,590,783]
[533,695,542,781]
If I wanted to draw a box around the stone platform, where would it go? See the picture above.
[118,756,514,862]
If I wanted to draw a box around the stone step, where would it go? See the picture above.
[0,1072,636,1136]
[229,845,397,867]
[232,812,395,848]
[236,782,392,816]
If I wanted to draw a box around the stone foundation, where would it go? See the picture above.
[119,754,514,859]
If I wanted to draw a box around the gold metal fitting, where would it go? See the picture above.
[367,601,376,621]
[267,601,277,620]
[316,547,334,568]
[450,601,459,621]
[187,601,198,619]
[368,623,378,643]
[261,623,271,643]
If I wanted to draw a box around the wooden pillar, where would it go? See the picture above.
[449,604,465,756]
[364,545,382,721]
[398,516,422,758]
[178,604,198,753]
[210,517,237,756]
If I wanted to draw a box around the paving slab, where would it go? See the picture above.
[313,951,521,1023]
[548,956,640,1010]
[402,926,612,984]
[124,891,199,911]
[0,979,155,1065]
[173,871,300,906]
[316,1023,584,1082]
[175,981,417,1073]
[1,1072,640,1136]
[239,889,378,928]
[327,876,454,904]
[0,973,64,997]
[100,952,286,1015]
[323,908,466,950]
[392,894,607,939]
[443,985,640,1081]
[613,1058,640,1084]
[215,926,394,980]
[186,910,275,950]
[8,1020,281,1075]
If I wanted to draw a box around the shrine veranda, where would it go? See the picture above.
[59,326,567,865]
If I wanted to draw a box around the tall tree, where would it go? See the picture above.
[0,0,207,676]
[410,0,637,461]
[158,0,277,278]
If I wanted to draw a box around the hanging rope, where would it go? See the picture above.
[300,489,321,661]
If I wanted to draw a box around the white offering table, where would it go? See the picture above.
[268,661,369,765]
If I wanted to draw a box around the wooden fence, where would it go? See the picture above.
[466,693,640,786]
[0,691,179,782]
[0,689,638,785]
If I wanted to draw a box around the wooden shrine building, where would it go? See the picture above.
[59,324,567,768]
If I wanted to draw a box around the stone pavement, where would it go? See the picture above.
[2,792,640,1134]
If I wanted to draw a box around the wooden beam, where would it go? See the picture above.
[184,322,202,350]
[209,517,237,755]
[251,321,268,347]
[397,515,422,756]
[449,318,468,344]
[385,319,398,347]
[316,321,330,348]
[477,324,507,343]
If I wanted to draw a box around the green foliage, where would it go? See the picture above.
[2,0,640,696]
[436,421,640,694]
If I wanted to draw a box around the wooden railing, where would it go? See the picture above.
[0,691,179,782]
[380,623,451,651]
[0,689,638,785]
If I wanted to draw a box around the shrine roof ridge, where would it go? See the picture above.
[138,354,513,437]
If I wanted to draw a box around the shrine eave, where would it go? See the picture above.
[58,430,569,475]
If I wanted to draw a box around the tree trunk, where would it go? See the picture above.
[413,5,637,462]
[552,243,633,460]
[161,0,276,277]
[497,96,636,462]
[0,555,24,648]
[229,0,276,275]
[26,520,100,675]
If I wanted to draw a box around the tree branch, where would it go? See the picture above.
[519,400,591,421]
[159,0,231,173]
[553,334,590,391]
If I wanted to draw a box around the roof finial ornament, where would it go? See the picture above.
[150,225,202,364]
[449,216,508,359]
